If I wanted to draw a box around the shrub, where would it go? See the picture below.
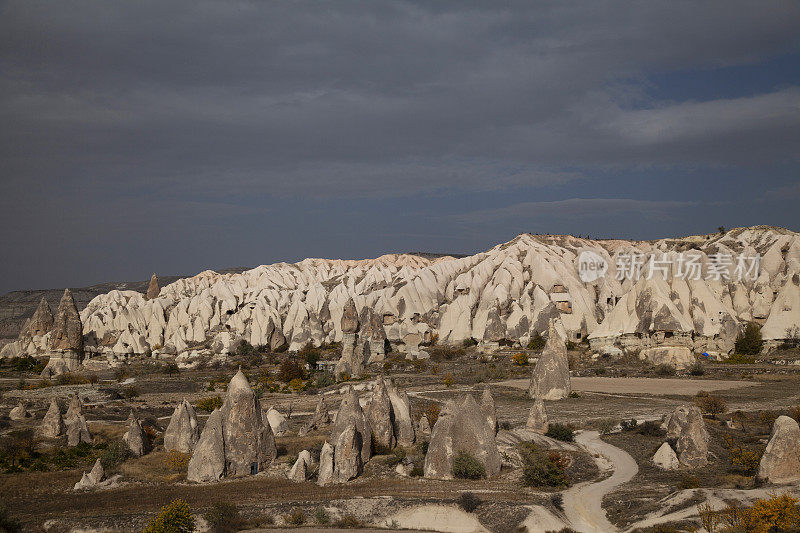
[596,418,617,434]
[723,435,762,476]
[694,391,727,419]
[527,332,546,351]
[410,464,424,477]
[99,440,131,470]
[518,442,568,488]
[197,396,223,412]
[565,340,577,351]
[458,492,481,513]
[568,391,580,398]
[512,352,529,366]
[655,364,676,376]
[620,418,638,432]
[143,499,195,533]
[334,514,362,528]
[452,450,486,480]
[164,451,190,472]
[734,322,763,355]
[462,337,478,347]
[724,353,756,364]
[279,358,305,382]
[122,385,140,398]
[429,345,465,361]
[314,507,330,525]
[677,473,701,490]
[0,429,36,467]
[545,423,574,442]
[203,503,244,533]
[749,492,800,531]
[284,508,305,526]
[688,362,705,376]
[442,373,454,388]
[637,420,664,437]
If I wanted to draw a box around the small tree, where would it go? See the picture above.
[734,322,763,356]
[694,391,727,419]
[143,499,195,533]
[452,450,486,479]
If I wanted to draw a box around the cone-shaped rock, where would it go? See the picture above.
[74,472,94,490]
[331,386,372,464]
[757,415,800,484]
[22,297,54,338]
[653,442,680,470]
[145,273,160,300]
[341,299,359,334]
[123,416,149,457]
[50,289,83,353]
[187,408,226,482]
[299,395,331,436]
[221,369,276,476]
[9,401,29,420]
[665,405,709,467]
[424,394,501,479]
[387,379,415,447]
[89,458,105,483]
[66,414,92,446]
[317,441,334,486]
[367,377,396,451]
[417,415,431,438]
[164,400,199,453]
[526,397,549,434]
[528,321,571,400]
[333,423,364,482]
[65,393,82,422]
[288,450,313,482]
[266,407,288,436]
[480,387,498,435]
[40,399,65,438]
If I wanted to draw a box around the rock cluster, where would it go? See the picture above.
[665,406,709,467]
[334,299,388,377]
[529,320,571,400]
[757,415,800,484]
[59,393,92,446]
[164,399,199,453]
[22,297,54,338]
[330,386,372,465]
[187,370,276,482]
[424,394,501,479]
[386,379,416,447]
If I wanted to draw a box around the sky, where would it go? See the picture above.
[1,1,799,294]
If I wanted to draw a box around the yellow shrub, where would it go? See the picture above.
[750,493,800,531]
[164,451,190,472]
[443,373,454,387]
[512,352,529,366]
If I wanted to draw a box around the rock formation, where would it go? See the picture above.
[187,409,226,483]
[526,397,548,434]
[265,407,288,436]
[387,379,415,447]
[75,458,105,490]
[330,386,372,464]
[42,289,83,376]
[652,442,680,470]
[317,441,334,486]
[187,370,276,482]
[9,401,29,420]
[145,273,160,300]
[332,423,364,483]
[65,393,83,421]
[67,227,799,363]
[424,394,501,479]
[299,395,331,436]
[40,398,65,438]
[123,415,149,457]
[417,415,431,438]
[529,320,571,400]
[22,297,54,337]
[757,415,800,484]
[164,399,199,453]
[480,387,498,434]
[66,414,92,446]
[336,299,363,378]
[367,377,396,451]
[288,450,313,482]
[665,405,709,467]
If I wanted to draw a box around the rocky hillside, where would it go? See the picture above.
[5,226,800,359]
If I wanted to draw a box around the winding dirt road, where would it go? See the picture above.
[562,431,639,533]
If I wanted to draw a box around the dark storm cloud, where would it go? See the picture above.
[0,1,799,292]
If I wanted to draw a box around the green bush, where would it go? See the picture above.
[637,420,664,437]
[314,507,330,525]
[518,442,568,488]
[545,423,574,442]
[143,499,195,533]
[458,492,481,512]
[197,396,223,412]
[462,337,479,347]
[100,439,131,470]
[734,322,763,355]
[452,450,486,480]
[527,332,546,351]
[203,503,244,533]
[689,362,705,376]
[725,353,756,364]
[655,364,676,376]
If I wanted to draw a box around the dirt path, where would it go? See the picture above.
[499,376,758,396]
[563,431,638,533]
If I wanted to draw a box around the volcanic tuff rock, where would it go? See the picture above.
[10,227,799,361]
[145,273,160,300]
[66,414,92,446]
[164,399,199,453]
[757,415,800,484]
[40,398,65,438]
[299,395,331,436]
[529,320,571,400]
[75,458,106,490]
[265,407,288,436]
[22,297,54,338]
[65,393,82,421]
[317,441,334,486]
[652,442,680,470]
[332,423,364,483]
[330,386,372,464]
[187,370,276,482]
[367,377,396,451]
[288,450,313,482]
[665,405,709,467]
[50,289,83,353]
[123,416,149,457]
[424,394,501,480]
[417,415,431,438]
[480,387,498,435]
[526,397,548,434]
[9,401,29,420]
[386,379,415,447]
